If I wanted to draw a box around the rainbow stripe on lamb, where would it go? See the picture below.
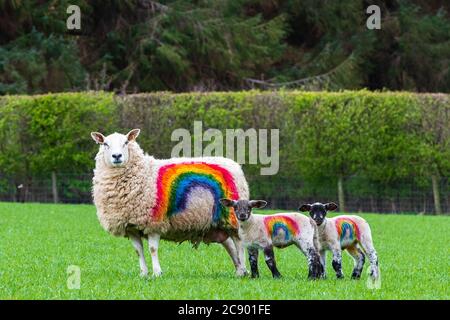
[264,215,300,241]
[151,162,239,227]
[335,217,360,246]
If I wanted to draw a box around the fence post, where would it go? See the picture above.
[52,171,59,204]
[431,174,442,215]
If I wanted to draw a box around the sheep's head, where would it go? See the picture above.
[90,129,140,168]
[219,198,267,221]
[299,202,337,226]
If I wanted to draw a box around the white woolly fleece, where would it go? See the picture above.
[92,141,249,239]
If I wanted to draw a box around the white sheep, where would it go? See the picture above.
[299,202,379,280]
[90,129,249,277]
[219,198,323,279]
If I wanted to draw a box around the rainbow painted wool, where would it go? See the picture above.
[264,215,300,241]
[335,217,360,246]
[150,162,239,226]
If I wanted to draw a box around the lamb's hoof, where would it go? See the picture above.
[370,270,379,278]
[351,273,361,280]
[308,269,320,280]
[236,268,248,277]
[273,274,282,279]
[251,273,260,279]
[336,274,344,279]
[140,271,149,278]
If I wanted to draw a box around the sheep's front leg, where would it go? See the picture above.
[129,233,148,277]
[331,247,344,279]
[263,246,282,279]
[147,233,162,277]
[248,247,259,278]
[221,237,240,272]
[231,236,248,277]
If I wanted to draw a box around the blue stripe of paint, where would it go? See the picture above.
[340,223,354,243]
[272,223,290,241]
[173,174,225,223]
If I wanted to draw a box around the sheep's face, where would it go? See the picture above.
[91,129,140,168]
[219,199,267,221]
[299,202,338,226]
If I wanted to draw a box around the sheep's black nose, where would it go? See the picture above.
[112,153,122,160]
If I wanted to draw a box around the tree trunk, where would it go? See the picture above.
[52,171,59,204]
[337,175,345,212]
[431,174,442,215]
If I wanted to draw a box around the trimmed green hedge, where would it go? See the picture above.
[0,92,116,175]
[0,90,448,212]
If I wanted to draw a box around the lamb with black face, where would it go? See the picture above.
[220,198,323,280]
[299,202,337,226]
[299,201,380,281]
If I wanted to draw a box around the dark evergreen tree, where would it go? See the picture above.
[0,0,448,93]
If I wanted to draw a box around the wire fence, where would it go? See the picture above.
[0,173,448,214]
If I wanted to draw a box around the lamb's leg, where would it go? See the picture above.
[347,245,365,279]
[319,250,327,279]
[147,233,162,277]
[263,246,282,279]
[296,239,322,280]
[128,233,148,277]
[248,247,259,278]
[360,240,379,280]
[331,246,344,279]
[231,236,248,277]
[221,237,240,272]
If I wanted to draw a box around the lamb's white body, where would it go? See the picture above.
[92,131,249,277]
[238,212,322,279]
[316,215,379,280]
[239,213,317,250]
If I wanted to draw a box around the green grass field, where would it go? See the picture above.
[0,202,448,299]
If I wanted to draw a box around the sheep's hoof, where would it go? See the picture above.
[140,271,149,278]
[273,274,282,279]
[152,270,163,278]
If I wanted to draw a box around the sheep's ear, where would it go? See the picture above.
[325,202,338,211]
[249,200,267,209]
[219,198,235,207]
[91,132,105,144]
[298,204,311,212]
[127,129,140,142]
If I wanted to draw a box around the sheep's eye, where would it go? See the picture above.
[124,141,129,146]
[103,143,109,148]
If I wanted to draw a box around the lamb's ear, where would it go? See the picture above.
[127,129,140,142]
[249,200,267,209]
[325,202,338,211]
[91,132,105,144]
[298,204,311,212]
[219,198,236,207]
